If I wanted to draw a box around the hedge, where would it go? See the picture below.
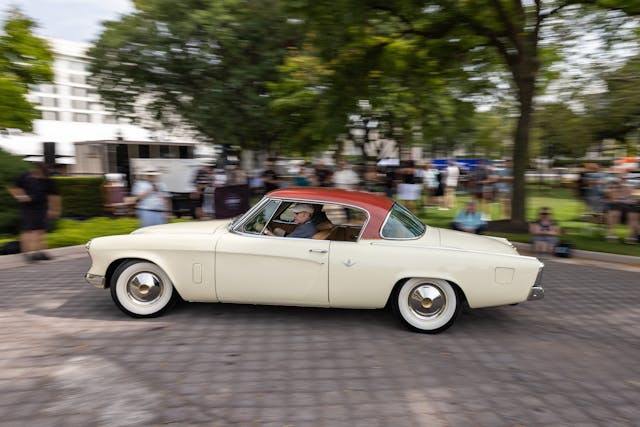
[53,176,105,218]
[0,149,106,234]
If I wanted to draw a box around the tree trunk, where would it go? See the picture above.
[510,38,538,225]
[511,83,533,224]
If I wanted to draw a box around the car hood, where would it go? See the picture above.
[131,220,232,235]
[435,228,519,255]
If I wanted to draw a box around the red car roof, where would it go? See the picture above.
[266,187,394,239]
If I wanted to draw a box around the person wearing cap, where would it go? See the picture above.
[132,168,171,227]
[264,203,317,238]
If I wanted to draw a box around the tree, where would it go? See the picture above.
[0,8,54,132]
[586,52,640,147]
[88,0,304,152]
[289,0,639,223]
[533,103,594,159]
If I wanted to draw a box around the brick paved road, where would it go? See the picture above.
[0,255,638,426]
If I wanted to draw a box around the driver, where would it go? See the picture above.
[265,203,317,238]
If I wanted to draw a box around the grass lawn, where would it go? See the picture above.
[1,186,638,257]
[417,187,640,257]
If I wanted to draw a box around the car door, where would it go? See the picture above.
[215,232,330,306]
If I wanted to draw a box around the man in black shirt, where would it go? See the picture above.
[262,161,280,193]
[8,163,61,262]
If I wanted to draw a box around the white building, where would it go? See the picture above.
[0,38,213,173]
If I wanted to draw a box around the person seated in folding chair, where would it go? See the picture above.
[264,204,317,238]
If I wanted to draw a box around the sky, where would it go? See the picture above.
[0,0,133,43]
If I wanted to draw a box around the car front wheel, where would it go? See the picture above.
[393,278,461,333]
[110,260,177,318]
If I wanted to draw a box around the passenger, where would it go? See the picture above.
[264,203,317,238]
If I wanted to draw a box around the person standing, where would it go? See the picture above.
[315,161,333,187]
[332,160,360,190]
[444,160,460,209]
[495,160,513,219]
[396,160,421,213]
[8,163,61,262]
[423,162,440,208]
[261,161,280,193]
[132,168,171,228]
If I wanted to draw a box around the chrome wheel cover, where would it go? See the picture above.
[408,284,446,319]
[126,271,164,304]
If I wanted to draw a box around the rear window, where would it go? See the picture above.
[381,203,426,239]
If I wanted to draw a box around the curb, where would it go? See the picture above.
[0,244,87,270]
[512,242,640,266]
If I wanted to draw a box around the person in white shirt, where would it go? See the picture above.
[444,160,460,209]
[332,160,360,190]
[132,168,171,227]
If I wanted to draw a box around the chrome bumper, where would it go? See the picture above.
[85,273,106,289]
[527,263,544,301]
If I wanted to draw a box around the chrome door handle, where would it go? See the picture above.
[309,249,328,254]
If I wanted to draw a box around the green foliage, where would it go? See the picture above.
[586,53,640,145]
[53,177,105,218]
[88,0,304,152]
[0,7,54,131]
[0,148,29,233]
[533,103,594,159]
[46,217,140,248]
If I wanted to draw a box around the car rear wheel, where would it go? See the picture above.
[110,261,177,318]
[393,278,461,333]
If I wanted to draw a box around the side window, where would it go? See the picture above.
[381,203,426,239]
[321,204,367,242]
[241,200,280,234]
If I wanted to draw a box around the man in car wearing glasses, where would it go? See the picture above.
[264,203,318,238]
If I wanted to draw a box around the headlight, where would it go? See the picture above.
[85,239,92,251]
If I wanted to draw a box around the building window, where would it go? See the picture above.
[40,97,58,107]
[103,115,117,124]
[139,145,150,158]
[41,111,59,120]
[69,61,87,71]
[38,84,57,94]
[71,87,88,97]
[72,100,89,110]
[73,113,90,122]
[69,74,85,84]
[160,145,170,158]
[179,146,191,159]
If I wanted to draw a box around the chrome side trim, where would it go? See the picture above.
[85,273,106,289]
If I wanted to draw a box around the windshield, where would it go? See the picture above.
[381,203,426,239]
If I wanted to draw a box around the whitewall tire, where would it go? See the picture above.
[110,261,177,318]
[393,278,461,333]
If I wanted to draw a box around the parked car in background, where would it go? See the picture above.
[85,188,544,333]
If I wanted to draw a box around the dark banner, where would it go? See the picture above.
[214,184,250,219]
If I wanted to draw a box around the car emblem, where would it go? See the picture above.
[343,259,356,267]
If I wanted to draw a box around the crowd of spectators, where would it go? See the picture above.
[578,163,639,244]
[129,157,638,247]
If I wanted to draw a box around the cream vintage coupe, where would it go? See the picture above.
[85,187,544,333]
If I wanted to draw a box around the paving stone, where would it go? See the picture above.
[0,256,638,425]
